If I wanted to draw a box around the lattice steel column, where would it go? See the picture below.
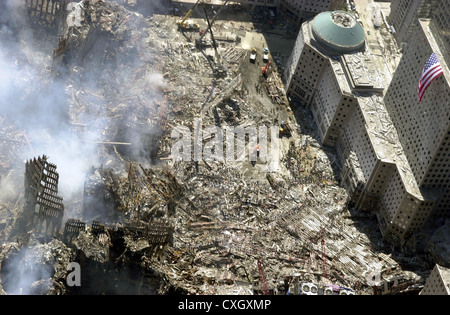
[24,155,65,236]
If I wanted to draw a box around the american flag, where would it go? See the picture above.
[418,53,444,102]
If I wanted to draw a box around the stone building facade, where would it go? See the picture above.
[284,10,449,245]
[383,19,450,229]
[420,264,450,295]
[388,0,440,49]
[278,0,331,26]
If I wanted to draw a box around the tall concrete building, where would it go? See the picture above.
[278,0,331,26]
[284,11,366,106]
[388,0,439,49]
[172,0,331,27]
[430,0,450,65]
[226,0,331,24]
[383,18,450,227]
[233,0,279,7]
[420,264,450,295]
[283,8,449,245]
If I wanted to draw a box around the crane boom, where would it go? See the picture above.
[176,0,201,29]
[199,0,230,41]
[201,1,220,62]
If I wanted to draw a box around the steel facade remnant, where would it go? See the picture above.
[63,218,87,242]
[118,220,173,246]
[62,218,172,249]
[91,220,107,235]
[24,155,65,236]
[24,0,69,27]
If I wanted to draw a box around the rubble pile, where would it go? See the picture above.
[0,119,27,176]
[282,135,337,185]
[0,121,26,242]
[61,1,172,161]
[0,233,74,295]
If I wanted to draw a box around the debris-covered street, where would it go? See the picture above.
[0,0,438,296]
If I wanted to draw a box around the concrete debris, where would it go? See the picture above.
[0,0,439,296]
[0,233,74,295]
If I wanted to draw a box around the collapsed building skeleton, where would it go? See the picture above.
[0,0,438,295]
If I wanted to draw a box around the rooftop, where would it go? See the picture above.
[311,11,365,55]
[357,95,422,199]
[342,53,391,92]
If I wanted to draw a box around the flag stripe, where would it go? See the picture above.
[419,72,443,100]
[420,64,442,84]
[419,69,444,101]
[418,53,443,102]
[419,66,444,94]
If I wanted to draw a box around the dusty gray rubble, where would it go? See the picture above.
[0,0,441,295]
[0,233,74,295]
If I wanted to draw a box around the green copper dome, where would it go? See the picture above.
[312,11,365,54]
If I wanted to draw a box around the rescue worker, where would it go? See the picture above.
[255,144,260,158]
[251,144,260,167]
[279,121,290,138]
[279,121,286,138]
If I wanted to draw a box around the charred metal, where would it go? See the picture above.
[0,0,448,297]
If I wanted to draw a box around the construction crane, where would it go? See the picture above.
[201,1,219,61]
[198,0,230,42]
[261,59,271,78]
[200,0,226,77]
[176,0,201,31]
[257,259,270,295]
